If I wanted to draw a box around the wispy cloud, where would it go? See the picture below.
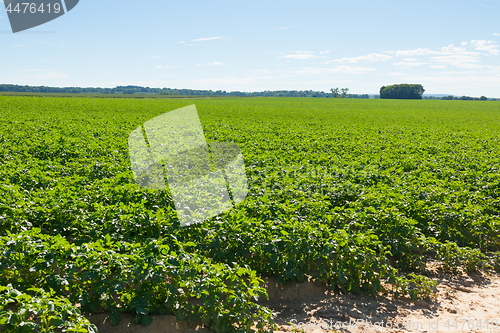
[5,70,69,80]
[272,27,288,30]
[430,54,482,68]
[282,54,315,60]
[280,51,315,60]
[471,40,499,55]
[388,69,500,92]
[394,43,484,68]
[478,3,491,8]
[16,69,63,72]
[149,56,165,59]
[395,48,438,57]
[177,41,186,44]
[293,66,375,75]
[155,65,169,69]
[395,44,470,56]
[392,58,427,68]
[37,40,56,47]
[320,50,330,54]
[195,62,225,67]
[192,37,225,42]
[186,75,274,86]
[11,44,24,48]
[334,53,393,63]
[494,33,500,36]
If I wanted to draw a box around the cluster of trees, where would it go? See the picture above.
[330,88,349,98]
[380,84,425,99]
[346,94,370,99]
[329,88,369,99]
[441,95,488,101]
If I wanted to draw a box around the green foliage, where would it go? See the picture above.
[1,96,500,332]
[441,95,491,101]
[391,274,438,301]
[0,284,97,333]
[380,84,425,99]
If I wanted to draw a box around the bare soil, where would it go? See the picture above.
[87,269,500,333]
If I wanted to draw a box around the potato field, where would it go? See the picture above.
[1,96,499,332]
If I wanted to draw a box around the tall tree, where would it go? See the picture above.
[341,88,349,98]
[330,88,340,98]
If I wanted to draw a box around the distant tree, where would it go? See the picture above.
[331,88,340,98]
[441,95,454,100]
[380,84,425,99]
[159,91,177,95]
[480,96,488,101]
[341,88,349,98]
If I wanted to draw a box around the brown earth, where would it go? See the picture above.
[87,269,500,333]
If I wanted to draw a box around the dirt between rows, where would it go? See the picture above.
[87,269,500,333]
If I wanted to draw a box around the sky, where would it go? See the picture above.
[1,0,499,96]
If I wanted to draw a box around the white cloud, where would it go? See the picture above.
[4,71,69,81]
[192,37,224,42]
[155,65,169,69]
[430,54,482,68]
[441,44,468,54]
[293,66,375,75]
[282,54,315,59]
[387,70,500,93]
[251,69,272,74]
[16,69,58,72]
[396,44,475,57]
[195,62,225,67]
[280,51,315,59]
[37,40,56,47]
[392,58,427,68]
[394,44,483,68]
[335,53,393,63]
[470,40,499,55]
[395,48,438,57]
[430,65,447,69]
[320,50,330,54]
[177,41,186,44]
[149,56,165,59]
[494,33,500,36]
[186,76,274,86]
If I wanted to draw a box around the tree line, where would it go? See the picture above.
[441,95,489,101]
[0,84,370,98]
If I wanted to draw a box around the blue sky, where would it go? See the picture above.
[1,0,499,96]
